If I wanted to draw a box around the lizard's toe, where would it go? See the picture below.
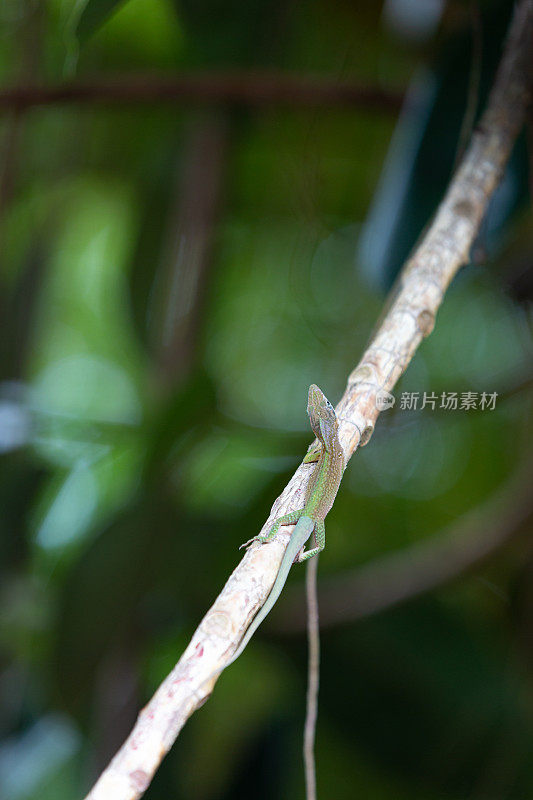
[239,536,265,550]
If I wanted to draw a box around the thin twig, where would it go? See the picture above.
[0,71,403,113]
[304,556,320,800]
[84,3,533,798]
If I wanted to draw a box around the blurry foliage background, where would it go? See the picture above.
[0,0,532,798]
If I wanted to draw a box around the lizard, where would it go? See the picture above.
[207,383,345,678]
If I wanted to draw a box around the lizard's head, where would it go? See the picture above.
[307,384,338,444]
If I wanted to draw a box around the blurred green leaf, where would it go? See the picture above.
[77,0,183,66]
[320,599,533,799]
[75,0,130,42]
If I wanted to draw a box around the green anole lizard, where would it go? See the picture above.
[209,383,345,676]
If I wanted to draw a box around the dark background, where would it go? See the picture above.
[0,1,532,798]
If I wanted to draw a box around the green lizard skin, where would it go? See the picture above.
[212,384,345,672]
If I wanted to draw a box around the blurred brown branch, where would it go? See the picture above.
[277,451,533,631]
[0,71,403,113]
[152,112,229,387]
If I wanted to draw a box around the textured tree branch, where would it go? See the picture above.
[0,71,402,112]
[84,3,533,798]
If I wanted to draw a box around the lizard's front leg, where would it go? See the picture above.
[240,510,303,549]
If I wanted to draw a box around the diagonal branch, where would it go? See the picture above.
[84,3,533,799]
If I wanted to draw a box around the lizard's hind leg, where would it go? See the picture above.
[297,520,325,562]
